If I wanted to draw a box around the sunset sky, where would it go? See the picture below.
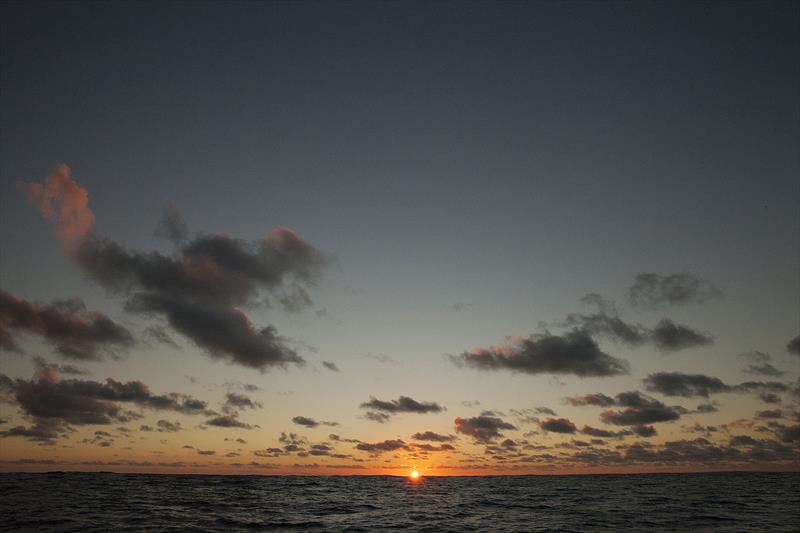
[1,1,798,475]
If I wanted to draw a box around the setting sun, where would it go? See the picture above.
[409,470,420,479]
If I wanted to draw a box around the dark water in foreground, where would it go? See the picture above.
[1,472,798,531]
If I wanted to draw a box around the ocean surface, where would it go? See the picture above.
[1,472,798,531]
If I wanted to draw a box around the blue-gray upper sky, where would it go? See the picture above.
[0,1,797,473]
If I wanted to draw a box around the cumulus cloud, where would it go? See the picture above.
[23,175,330,372]
[628,273,721,309]
[451,330,629,378]
[291,416,339,428]
[411,431,456,442]
[0,369,212,442]
[222,392,263,413]
[643,372,792,401]
[643,372,731,398]
[565,297,713,352]
[649,319,713,352]
[22,164,95,251]
[321,361,340,372]
[0,290,134,360]
[738,351,784,376]
[454,415,517,443]
[154,202,188,245]
[539,418,577,434]
[599,391,684,426]
[31,356,90,376]
[359,396,444,418]
[787,335,800,356]
[355,439,407,454]
[205,415,254,429]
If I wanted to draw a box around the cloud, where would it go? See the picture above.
[156,419,182,432]
[205,415,254,429]
[355,439,407,453]
[154,202,188,245]
[649,319,713,352]
[599,391,684,426]
[453,415,517,443]
[643,372,731,398]
[451,330,629,378]
[126,292,303,371]
[21,164,95,251]
[565,394,616,407]
[321,361,340,372]
[363,412,391,423]
[359,396,444,416]
[579,425,632,438]
[0,290,134,360]
[291,416,339,428]
[0,418,63,444]
[49,185,328,371]
[564,296,712,352]
[788,335,800,356]
[0,369,212,439]
[411,431,456,442]
[539,418,577,434]
[223,392,263,412]
[31,356,90,376]
[736,352,785,376]
[628,273,721,309]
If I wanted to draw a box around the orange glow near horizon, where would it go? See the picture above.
[409,469,420,479]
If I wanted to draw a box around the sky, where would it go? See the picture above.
[0,1,798,475]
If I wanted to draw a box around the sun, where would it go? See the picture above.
[409,470,420,479]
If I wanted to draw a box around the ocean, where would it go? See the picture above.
[1,471,798,531]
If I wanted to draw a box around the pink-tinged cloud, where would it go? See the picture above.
[23,164,95,251]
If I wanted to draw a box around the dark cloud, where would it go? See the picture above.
[0,369,212,430]
[599,392,684,426]
[755,409,783,419]
[454,415,517,443]
[565,296,713,352]
[451,330,629,378]
[758,392,782,404]
[196,449,216,456]
[144,325,181,350]
[741,353,785,377]
[628,273,722,309]
[205,415,254,429]
[359,396,444,416]
[223,392,263,412]
[787,335,800,356]
[579,425,632,438]
[156,419,182,432]
[321,361,340,372]
[539,417,577,434]
[0,418,64,444]
[643,372,731,398]
[154,202,188,246]
[31,356,90,376]
[649,319,713,352]
[126,292,302,371]
[411,431,456,442]
[291,416,339,428]
[355,439,407,453]
[74,222,327,371]
[566,393,615,407]
[0,289,134,360]
[632,425,657,437]
[363,411,391,424]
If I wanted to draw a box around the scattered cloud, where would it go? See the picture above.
[454,415,517,443]
[291,416,339,428]
[539,417,577,434]
[451,330,629,377]
[322,361,340,372]
[628,273,721,309]
[411,431,455,442]
[0,290,134,360]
